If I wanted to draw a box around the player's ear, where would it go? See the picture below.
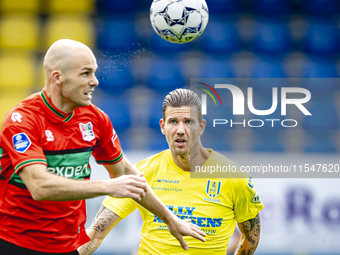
[160,119,166,135]
[199,119,206,135]
[51,70,64,86]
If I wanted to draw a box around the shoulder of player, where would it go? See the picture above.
[2,93,42,127]
[208,150,251,189]
[135,150,169,174]
[211,150,239,165]
[210,150,246,174]
[78,104,109,121]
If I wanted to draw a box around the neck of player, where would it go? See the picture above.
[46,86,77,114]
[173,145,210,172]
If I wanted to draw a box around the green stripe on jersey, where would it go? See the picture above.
[40,91,65,118]
[64,112,74,123]
[10,150,94,186]
[14,159,47,172]
[11,159,47,186]
[45,150,93,179]
[0,147,3,170]
[96,152,123,164]
[0,147,3,177]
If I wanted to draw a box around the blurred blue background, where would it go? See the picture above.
[0,0,340,254]
[1,0,340,152]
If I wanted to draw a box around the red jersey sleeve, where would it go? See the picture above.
[1,109,47,174]
[92,111,123,165]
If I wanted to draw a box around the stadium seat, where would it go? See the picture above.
[47,0,94,13]
[95,59,135,95]
[147,98,164,130]
[147,59,185,93]
[302,103,339,132]
[252,0,291,13]
[200,19,241,55]
[252,20,292,53]
[149,33,189,55]
[206,0,240,13]
[302,0,338,14]
[303,22,339,55]
[96,19,138,51]
[248,57,287,98]
[0,14,39,50]
[0,0,39,13]
[302,103,338,152]
[300,59,338,78]
[44,15,94,50]
[96,0,138,14]
[95,99,131,134]
[253,138,284,152]
[303,103,339,153]
[201,133,232,151]
[304,138,337,153]
[250,57,286,78]
[201,102,234,151]
[299,59,338,100]
[146,131,168,151]
[199,59,236,78]
[0,52,35,89]
[112,129,133,150]
[247,97,286,152]
[0,92,29,128]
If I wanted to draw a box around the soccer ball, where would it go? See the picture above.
[150,0,209,44]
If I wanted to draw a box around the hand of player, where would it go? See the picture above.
[167,217,206,250]
[109,173,147,201]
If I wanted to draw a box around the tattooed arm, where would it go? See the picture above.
[78,205,122,255]
[234,214,261,255]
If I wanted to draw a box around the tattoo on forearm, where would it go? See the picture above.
[93,205,105,223]
[234,214,261,255]
[235,245,255,255]
[78,206,119,255]
[79,239,99,255]
[90,206,119,233]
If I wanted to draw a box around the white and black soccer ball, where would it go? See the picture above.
[150,0,209,44]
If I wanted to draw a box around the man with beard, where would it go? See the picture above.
[78,89,263,255]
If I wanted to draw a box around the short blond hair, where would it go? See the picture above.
[162,89,202,122]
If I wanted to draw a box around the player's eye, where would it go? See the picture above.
[170,120,176,124]
[186,120,191,124]
[82,71,90,76]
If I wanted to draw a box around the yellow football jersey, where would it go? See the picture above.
[103,149,264,255]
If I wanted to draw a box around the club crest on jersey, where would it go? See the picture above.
[206,180,221,198]
[12,133,31,153]
[79,122,95,142]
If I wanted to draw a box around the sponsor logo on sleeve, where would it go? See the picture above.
[12,133,31,153]
[11,112,22,123]
[252,192,262,203]
[79,122,95,142]
[111,129,117,147]
[248,177,254,189]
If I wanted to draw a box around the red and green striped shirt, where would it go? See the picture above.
[0,89,123,252]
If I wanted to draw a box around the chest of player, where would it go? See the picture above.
[149,176,235,225]
[37,116,101,179]
[39,117,100,151]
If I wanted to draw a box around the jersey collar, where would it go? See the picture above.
[40,89,74,123]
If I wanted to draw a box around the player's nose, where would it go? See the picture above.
[176,121,185,135]
[90,74,99,87]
